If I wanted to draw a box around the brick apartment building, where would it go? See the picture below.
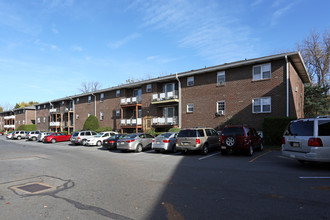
[1,52,310,133]
[0,106,36,131]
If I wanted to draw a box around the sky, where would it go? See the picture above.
[0,0,329,109]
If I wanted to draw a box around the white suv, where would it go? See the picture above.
[282,116,330,164]
[70,130,98,145]
[27,130,41,141]
[86,131,118,146]
[12,131,27,140]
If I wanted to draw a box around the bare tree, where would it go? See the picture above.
[297,29,330,87]
[79,81,102,93]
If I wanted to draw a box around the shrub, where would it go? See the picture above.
[16,124,37,131]
[83,115,100,131]
[262,117,296,146]
[146,128,157,137]
[16,125,26,130]
[95,126,113,133]
[168,127,181,132]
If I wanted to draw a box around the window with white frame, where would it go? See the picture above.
[116,90,120,97]
[253,63,271,81]
[76,98,79,104]
[23,120,25,124]
[88,96,91,104]
[116,110,121,117]
[187,76,194,86]
[187,103,194,113]
[44,104,46,109]
[217,101,225,114]
[19,120,21,125]
[76,114,79,120]
[43,117,46,123]
[252,97,271,113]
[37,117,40,123]
[100,93,104,102]
[217,71,226,86]
[37,106,41,110]
[146,84,152,93]
[62,101,65,105]
[100,112,104,121]
[88,113,91,117]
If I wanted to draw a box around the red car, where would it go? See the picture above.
[44,132,72,143]
[220,125,263,156]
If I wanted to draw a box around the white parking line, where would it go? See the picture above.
[198,152,221,161]
[299,177,330,179]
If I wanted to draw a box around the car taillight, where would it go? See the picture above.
[196,139,201,144]
[163,139,170,143]
[77,137,80,139]
[152,139,155,143]
[282,137,285,145]
[308,138,323,147]
[126,140,135,143]
[109,141,115,144]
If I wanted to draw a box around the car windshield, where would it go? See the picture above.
[157,133,173,138]
[287,120,314,136]
[95,133,104,137]
[222,127,245,136]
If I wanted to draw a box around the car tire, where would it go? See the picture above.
[246,145,253,156]
[32,137,37,141]
[136,144,143,153]
[225,136,237,147]
[258,143,264,151]
[81,139,86,146]
[172,145,177,153]
[201,143,209,155]
[17,136,21,140]
[51,139,56,143]
[221,149,228,155]
[96,141,102,146]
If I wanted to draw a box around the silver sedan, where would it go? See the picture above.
[117,133,154,152]
[152,132,177,153]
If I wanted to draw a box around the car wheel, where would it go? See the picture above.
[51,139,56,143]
[201,143,209,155]
[136,144,143,153]
[221,149,228,155]
[258,143,264,151]
[81,139,86,146]
[246,145,253,156]
[32,137,37,141]
[172,145,177,153]
[17,136,21,140]
[225,136,237,147]
[96,141,102,146]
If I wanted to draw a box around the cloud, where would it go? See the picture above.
[34,39,60,51]
[271,2,295,25]
[108,33,141,49]
[251,0,263,7]
[146,55,181,64]
[130,0,257,63]
[70,45,83,52]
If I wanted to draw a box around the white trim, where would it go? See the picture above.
[187,103,194,113]
[252,63,271,81]
[187,76,194,86]
[217,71,226,86]
[252,97,271,113]
[216,101,226,114]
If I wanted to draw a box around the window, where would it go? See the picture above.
[100,112,104,121]
[116,90,120,97]
[217,71,225,86]
[88,96,91,104]
[164,83,175,93]
[37,106,41,110]
[217,101,225,114]
[62,101,65,105]
[76,98,79,104]
[252,97,271,113]
[37,117,40,123]
[253,63,271,80]
[76,114,79,120]
[146,84,152,93]
[187,103,194,113]
[88,113,91,117]
[23,120,25,124]
[187,76,194,86]
[44,104,46,109]
[100,93,104,102]
[116,110,121,117]
[19,120,21,125]
[43,117,46,123]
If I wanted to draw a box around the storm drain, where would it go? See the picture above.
[12,182,54,194]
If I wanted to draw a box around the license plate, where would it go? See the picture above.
[156,142,160,144]
[121,142,124,145]
[221,146,226,149]
[183,142,189,146]
[292,142,300,147]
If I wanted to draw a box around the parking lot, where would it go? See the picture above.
[1,136,330,220]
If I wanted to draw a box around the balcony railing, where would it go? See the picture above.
[50,108,59,113]
[4,115,15,120]
[152,117,178,125]
[121,118,142,126]
[120,96,141,105]
[49,121,60,126]
[4,125,15,128]
[63,108,73,113]
[152,91,178,103]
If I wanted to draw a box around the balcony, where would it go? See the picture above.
[49,122,60,127]
[121,118,142,126]
[120,97,141,106]
[4,125,15,129]
[151,91,179,104]
[4,115,15,120]
[152,117,178,125]
[50,108,60,113]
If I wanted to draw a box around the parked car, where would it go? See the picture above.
[6,131,14,139]
[282,116,330,164]
[27,130,41,141]
[117,133,154,152]
[220,125,263,156]
[44,132,72,143]
[0,131,3,135]
[152,132,178,153]
[37,132,53,142]
[103,134,127,150]
[176,128,219,155]
[85,131,118,146]
[70,130,98,145]
[12,131,27,140]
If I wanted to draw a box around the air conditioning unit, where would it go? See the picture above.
[218,81,225,86]
[215,110,224,117]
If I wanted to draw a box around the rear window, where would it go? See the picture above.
[125,134,137,139]
[72,132,78,137]
[222,127,245,136]
[178,130,197,137]
[318,120,330,136]
[286,120,314,136]
[158,133,172,138]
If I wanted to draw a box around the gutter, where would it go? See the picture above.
[175,73,182,128]
[92,93,96,116]
[285,55,289,117]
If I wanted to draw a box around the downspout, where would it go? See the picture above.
[70,97,75,132]
[175,73,182,128]
[92,93,96,116]
[49,101,53,132]
[25,108,27,125]
[285,56,289,117]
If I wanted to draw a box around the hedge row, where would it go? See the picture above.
[16,124,37,131]
[262,117,296,146]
